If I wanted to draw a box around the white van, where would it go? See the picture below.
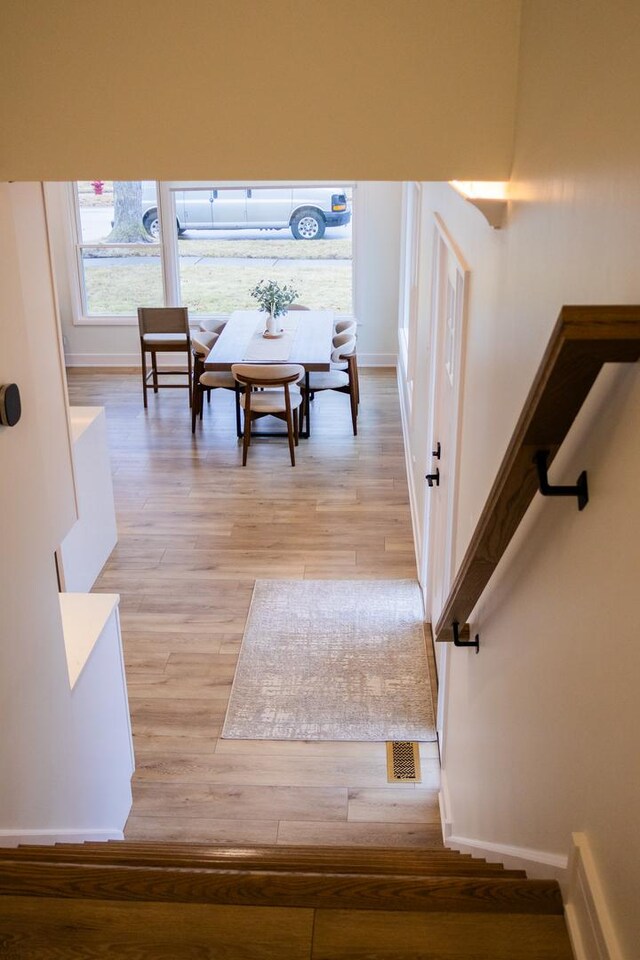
[142,186,351,240]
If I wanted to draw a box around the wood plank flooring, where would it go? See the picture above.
[66,368,441,847]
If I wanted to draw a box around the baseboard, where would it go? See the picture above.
[438,770,454,844]
[359,353,397,367]
[64,352,397,369]
[565,833,624,960]
[440,771,568,884]
[0,828,124,846]
[396,365,421,578]
[447,832,569,884]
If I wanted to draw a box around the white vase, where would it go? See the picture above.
[266,309,277,335]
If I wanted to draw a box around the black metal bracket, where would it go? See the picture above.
[452,620,480,654]
[426,468,440,487]
[534,450,589,511]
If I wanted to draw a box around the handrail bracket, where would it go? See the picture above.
[452,620,480,654]
[534,450,589,511]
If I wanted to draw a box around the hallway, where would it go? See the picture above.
[67,368,442,847]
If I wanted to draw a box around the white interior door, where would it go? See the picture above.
[421,217,468,744]
[428,251,462,618]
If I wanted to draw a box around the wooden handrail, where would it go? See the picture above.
[435,305,640,642]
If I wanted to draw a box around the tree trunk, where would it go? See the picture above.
[107,181,149,243]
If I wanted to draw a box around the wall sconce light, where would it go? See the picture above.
[449,181,509,229]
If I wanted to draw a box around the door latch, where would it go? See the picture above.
[432,441,441,460]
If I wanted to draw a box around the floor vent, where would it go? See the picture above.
[386,741,421,783]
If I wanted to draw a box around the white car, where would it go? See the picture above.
[142,186,351,240]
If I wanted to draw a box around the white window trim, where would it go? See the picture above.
[397,182,422,405]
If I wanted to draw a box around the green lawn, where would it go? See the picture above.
[86,237,351,261]
[177,237,351,260]
[83,259,352,316]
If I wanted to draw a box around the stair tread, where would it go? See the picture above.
[0,860,564,914]
[13,841,479,860]
[4,843,523,877]
[0,896,575,959]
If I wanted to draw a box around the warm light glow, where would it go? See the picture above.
[447,181,509,228]
[449,181,509,200]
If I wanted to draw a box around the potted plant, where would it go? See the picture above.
[250,279,299,335]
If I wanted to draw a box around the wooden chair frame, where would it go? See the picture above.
[138,307,192,409]
[191,350,241,436]
[233,368,303,467]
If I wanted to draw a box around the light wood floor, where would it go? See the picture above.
[66,368,442,848]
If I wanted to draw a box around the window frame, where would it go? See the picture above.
[68,181,168,325]
[67,181,357,326]
[398,182,422,403]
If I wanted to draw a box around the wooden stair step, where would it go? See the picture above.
[0,860,564,914]
[104,841,477,862]
[5,843,524,877]
[312,909,575,959]
[0,896,574,960]
[3,850,525,879]
[15,842,477,863]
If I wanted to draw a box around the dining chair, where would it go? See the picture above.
[191,332,240,435]
[303,332,358,435]
[137,307,192,409]
[287,304,310,311]
[333,318,357,335]
[231,363,305,466]
[331,320,359,407]
[199,318,229,334]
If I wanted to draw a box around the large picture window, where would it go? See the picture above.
[71,181,354,321]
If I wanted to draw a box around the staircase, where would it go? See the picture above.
[0,841,574,958]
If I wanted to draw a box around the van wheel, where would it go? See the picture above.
[291,209,326,240]
[143,210,160,239]
[143,210,183,239]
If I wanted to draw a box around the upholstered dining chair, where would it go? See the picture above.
[303,332,358,435]
[331,320,359,407]
[333,318,357,336]
[137,306,192,409]
[199,318,229,334]
[191,332,239,435]
[286,303,310,311]
[231,363,305,466]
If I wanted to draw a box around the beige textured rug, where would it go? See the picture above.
[222,579,436,741]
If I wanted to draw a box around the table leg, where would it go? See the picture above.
[235,385,242,438]
[302,371,311,439]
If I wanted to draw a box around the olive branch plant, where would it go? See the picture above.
[250,279,299,319]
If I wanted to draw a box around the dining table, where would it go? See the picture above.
[204,309,335,438]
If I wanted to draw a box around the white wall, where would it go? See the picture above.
[0,185,80,835]
[400,2,640,956]
[0,183,131,838]
[47,181,401,367]
[354,182,402,363]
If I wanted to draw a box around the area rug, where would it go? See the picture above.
[221,579,436,741]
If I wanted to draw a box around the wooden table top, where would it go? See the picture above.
[204,310,334,372]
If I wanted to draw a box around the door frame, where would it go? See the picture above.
[419,214,469,754]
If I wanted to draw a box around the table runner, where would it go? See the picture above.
[242,315,300,362]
